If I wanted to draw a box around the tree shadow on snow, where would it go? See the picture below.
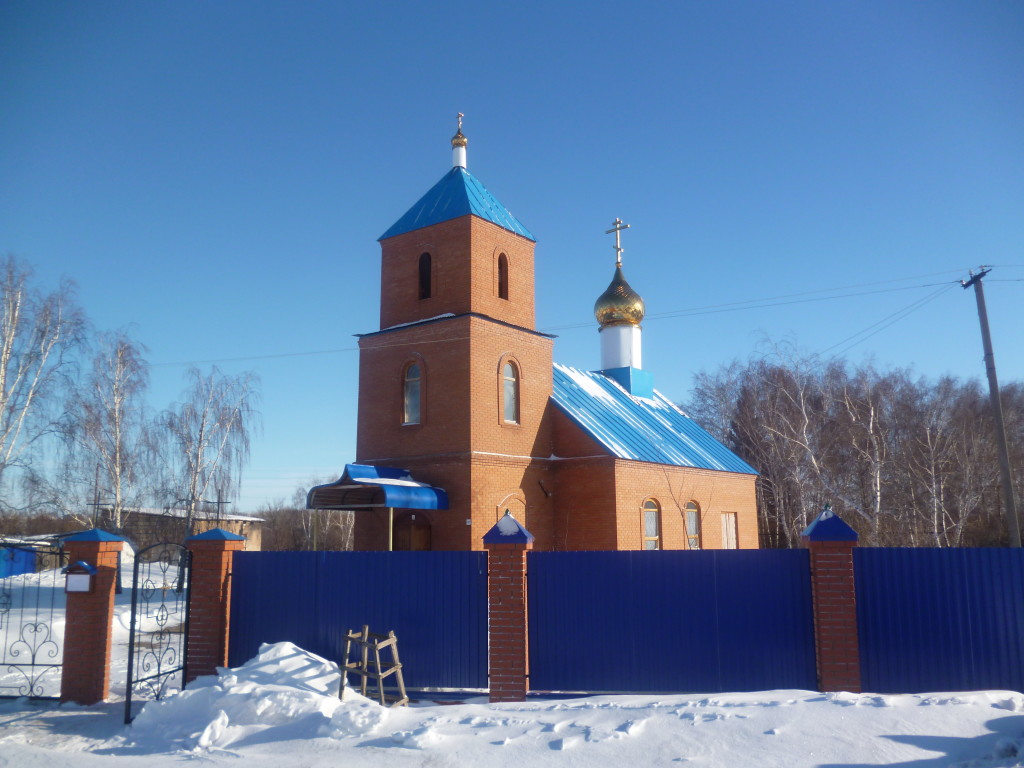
[820,714,1024,768]
[0,699,129,742]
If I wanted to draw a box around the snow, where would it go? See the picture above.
[2,641,1024,767]
[4,572,1024,767]
[557,363,621,406]
[495,513,523,536]
[351,477,430,488]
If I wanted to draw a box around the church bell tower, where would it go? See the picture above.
[353,117,556,550]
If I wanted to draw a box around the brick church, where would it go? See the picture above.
[308,119,758,552]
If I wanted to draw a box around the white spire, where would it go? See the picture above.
[451,112,467,169]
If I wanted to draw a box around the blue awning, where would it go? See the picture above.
[306,464,449,510]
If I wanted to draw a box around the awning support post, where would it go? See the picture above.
[388,507,394,551]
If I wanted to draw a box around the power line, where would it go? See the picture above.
[148,347,358,368]
[542,272,967,331]
[822,283,957,359]
[146,269,1008,369]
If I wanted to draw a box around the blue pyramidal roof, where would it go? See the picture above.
[551,363,758,475]
[380,167,535,242]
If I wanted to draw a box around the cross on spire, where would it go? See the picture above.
[457,112,464,131]
[605,218,630,267]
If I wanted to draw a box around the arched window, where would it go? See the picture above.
[502,362,519,424]
[497,253,509,300]
[403,363,421,424]
[685,501,701,550]
[418,252,431,299]
[642,499,661,550]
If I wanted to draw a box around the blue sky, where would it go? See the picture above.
[2,1,1022,512]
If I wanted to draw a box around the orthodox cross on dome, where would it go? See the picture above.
[605,218,631,267]
[457,112,464,131]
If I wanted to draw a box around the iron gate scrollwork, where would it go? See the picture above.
[0,544,68,699]
[124,542,192,723]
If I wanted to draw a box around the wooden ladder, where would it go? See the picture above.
[341,625,409,707]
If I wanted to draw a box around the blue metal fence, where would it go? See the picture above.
[527,549,816,693]
[856,547,1024,693]
[229,551,488,690]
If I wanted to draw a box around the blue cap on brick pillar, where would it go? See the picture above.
[187,528,246,541]
[64,528,124,542]
[801,504,858,542]
[483,511,534,545]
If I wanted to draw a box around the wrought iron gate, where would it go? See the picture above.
[0,544,68,699]
[124,542,192,723]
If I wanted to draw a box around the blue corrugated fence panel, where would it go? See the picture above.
[528,549,815,694]
[229,551,488,690]
[712,549,816,692]
[856,547,1024,693]
[229,552,323,663]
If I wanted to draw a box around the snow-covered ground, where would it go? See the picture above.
[3,567,1024,767]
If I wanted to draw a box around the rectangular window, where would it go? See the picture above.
[721,512,738,549]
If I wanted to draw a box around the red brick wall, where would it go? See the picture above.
[807,540,861,692]
[552,456,620,550]
[467,317,553,458]
[379,216,536,330]
[611,463,759,550]
[484,540,532,702]
[357,316,475,461]
[61,539,121,704]
[186,537,246,682]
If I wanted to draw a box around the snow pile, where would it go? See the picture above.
[129,641,379,751]
[6,639,1024,767]
[115,643,1024,766]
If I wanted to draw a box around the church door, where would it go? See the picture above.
[393,512,432,551]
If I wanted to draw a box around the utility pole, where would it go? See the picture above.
[962,267,1021,547]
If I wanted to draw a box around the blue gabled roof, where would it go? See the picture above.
[379,167,535,242]
[551,363,758,475]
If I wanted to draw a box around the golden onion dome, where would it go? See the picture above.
[451,128,467,148]
[594,265,645,327]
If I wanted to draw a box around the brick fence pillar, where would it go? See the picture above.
[185,528,246,683]
[61,529,124,704]
[483,512,534,703]
[802,505,861,693]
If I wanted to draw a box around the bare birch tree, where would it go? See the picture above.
[0,255,85,507]
[65,332,153,531]
[161,367,260,538]
[688,346,1024,547]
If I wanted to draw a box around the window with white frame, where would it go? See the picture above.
[642,499,661,550]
